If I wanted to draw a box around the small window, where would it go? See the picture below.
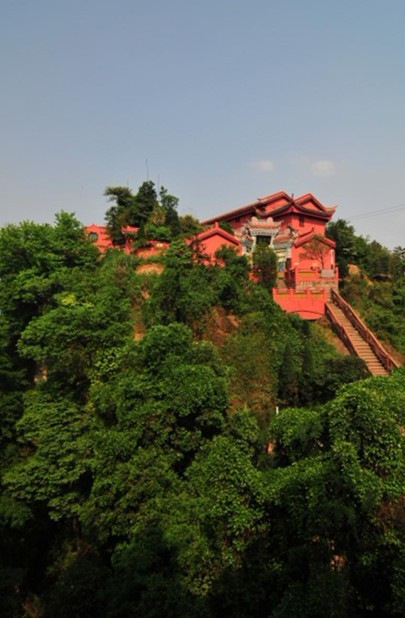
[299,216,305,227]
[88,231,99,242]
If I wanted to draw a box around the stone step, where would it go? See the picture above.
[325,301,391,377]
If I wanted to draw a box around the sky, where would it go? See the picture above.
[1,0,405,249]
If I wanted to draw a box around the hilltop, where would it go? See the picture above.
[0,193,403,617]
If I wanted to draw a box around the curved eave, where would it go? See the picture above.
[201,191,336,225]
[270,203,335,220]
[295,192,336,213]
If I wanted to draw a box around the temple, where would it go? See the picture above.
[200,191,339,318]
[86,190,339,319]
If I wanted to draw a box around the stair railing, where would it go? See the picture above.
[325,303,357,357]
[331,290,400,373]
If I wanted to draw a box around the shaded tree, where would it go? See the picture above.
[252,244,278,288]
[278,344,299,407]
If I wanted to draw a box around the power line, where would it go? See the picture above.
[347,201,405,222]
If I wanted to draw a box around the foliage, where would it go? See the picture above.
[104,181,181,245]
[213,246,250,313]
[278,343,299,407]
[252,243,278,288]
[342,274,405,355]
[81,323,229,543]
[299,234,331,269]
[178,214,203,236]
[266,369,405,617]
[0,210,403,617]
[218,220,234,234]
[327,218,395,280]
[326,218,362,278]
[144,240,216,329]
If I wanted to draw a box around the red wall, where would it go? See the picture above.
[273,288,328,319]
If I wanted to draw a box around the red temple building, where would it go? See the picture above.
[86,190,339,319]
[85,192,401,373]
[201,191,339,319]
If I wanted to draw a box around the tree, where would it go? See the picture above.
[160,186,181,237]
[326,219,358,277]
[392,246,405,277]
[266,369,405,617]
[213,246,250,313]
[104,182,159,244]
[104,181,181,244]
[80,323,229,546]
[278,344,299,407]
[298,341,315,406]
[145,239,215,328]
[133,180,158,226]
[4,390,94,521]
[252,244,278,288]
[299,235,330,269]
[104,186,135,245]
[0,214,104,613]
[160,436,266,601]
[178,214,203,236]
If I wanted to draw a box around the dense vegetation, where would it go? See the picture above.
[0,207,403,617]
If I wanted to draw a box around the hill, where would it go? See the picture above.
[0,212,403,617]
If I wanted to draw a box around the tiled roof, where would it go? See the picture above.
[201,191,336,225]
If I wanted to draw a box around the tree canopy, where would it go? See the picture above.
[0,210,403,617]
[104,181,181,245]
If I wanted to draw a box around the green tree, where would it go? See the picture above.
[392,246,405,277]
[160,186,181,236]
[4,390,93,521]
[252,244,278,288]
[326,219,358,277]
[81,323,229,544]
[145,239,215,328]
[266,370,405,617]
[134,180,158,225]
[161,436,266,600]
[278,344,299,407]
[362,239,393,278]
[178,214,203,236]
[213,246,250,313]
[104,186,135,244]
[104,181,181,244]
[299,235,330,269]
[298,341,315,406]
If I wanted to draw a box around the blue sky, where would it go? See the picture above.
[1,0,404,248]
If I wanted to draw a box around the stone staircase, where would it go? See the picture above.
[325,302,388,376]
[325,290,400,377]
